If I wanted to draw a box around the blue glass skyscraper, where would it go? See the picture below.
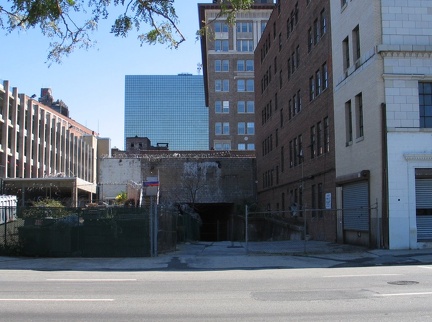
[124,74,208,150]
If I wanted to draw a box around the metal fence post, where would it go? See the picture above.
[154,199,158,257]
[245,205,248,254]
[4,208,7,247]
[303,209,307,253]
[149,196,154,257]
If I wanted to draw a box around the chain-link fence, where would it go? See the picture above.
[244,205,379,252]
[0,203,184,257]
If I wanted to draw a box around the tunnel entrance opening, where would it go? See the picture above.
[194,203,234,241]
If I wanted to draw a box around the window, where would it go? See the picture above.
[308,28,313,52]
[419,83,432,128]
[291,52,295,72]
[215,60,229,72]
[356,93,364,138]
[237,101,245,113]
[353,25,361,64]
[238,101,250,114]
[345,100,353,143]
[317,121,322,156]
[320,9,327,36]
[296,45,300,68]
[322,63,328,90]
[280,108,284,127]
[246,60,254,71]
[247,122,255,135]
[341,0,348,8]
[222,101,229,113]
[315,69,321,96]
[214,142,231,150]
[314,19,320,44]
[215,122,230,135]
[239,143,254,151]
[237,101,254,113]
[280,146,285,172]
[236,40,254,52]
[215,21,229,33]
[279,33,282,51]
[237,80,245,92]
[288,99,293,119]
[324,116,330,152]
[246,79,254,92]
[309,76,315,101]
[238,122,246,135]
[215,40,229,52]
[310,125,316,158]
[215,79,229,92]
[298,134,303,164]
[261,21,267,35]
[343,37,350,70]
[0,93,3,119]
[290,10,294,31]
[287,58,291,79]
[237,60,254,71]
[287,18,291,38]
[296,90,302,113]
[236,22,253,33]
[279,70,283,88]
[215,101,222,113]
[289,140,293,167]
[237,79,254,92]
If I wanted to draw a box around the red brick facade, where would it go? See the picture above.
[255,0,336,240]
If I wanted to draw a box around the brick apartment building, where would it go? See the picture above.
[255,0,336,241]
[198,0,274,151]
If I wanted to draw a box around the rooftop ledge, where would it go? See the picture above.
[377,44,432,53]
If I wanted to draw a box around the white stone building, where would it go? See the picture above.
[331,0,432,249]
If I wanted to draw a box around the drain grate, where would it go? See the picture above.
[388,281,419,285]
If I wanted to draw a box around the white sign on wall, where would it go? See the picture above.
[325,193,332,209]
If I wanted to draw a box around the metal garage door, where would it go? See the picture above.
[416,179,432,241]
[342,181,369,231]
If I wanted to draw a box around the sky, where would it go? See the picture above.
[0,0,211,150]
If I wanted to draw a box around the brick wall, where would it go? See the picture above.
[99,155,256,206]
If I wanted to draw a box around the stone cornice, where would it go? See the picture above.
[404,153,432,161]
[377,44,432,58]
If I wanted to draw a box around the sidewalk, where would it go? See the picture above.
[0,241,431,271]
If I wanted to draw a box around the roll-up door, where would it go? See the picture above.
[342,181,369,231]
[415,179,432,241]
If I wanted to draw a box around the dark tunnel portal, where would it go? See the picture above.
[194,203,234,241]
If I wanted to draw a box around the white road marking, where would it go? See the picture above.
[379,292,432,297]
[0,299,114,302]
[323,274,401,278]
[46,279,137,282]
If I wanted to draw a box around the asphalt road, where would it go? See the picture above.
[0,264,431,321]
